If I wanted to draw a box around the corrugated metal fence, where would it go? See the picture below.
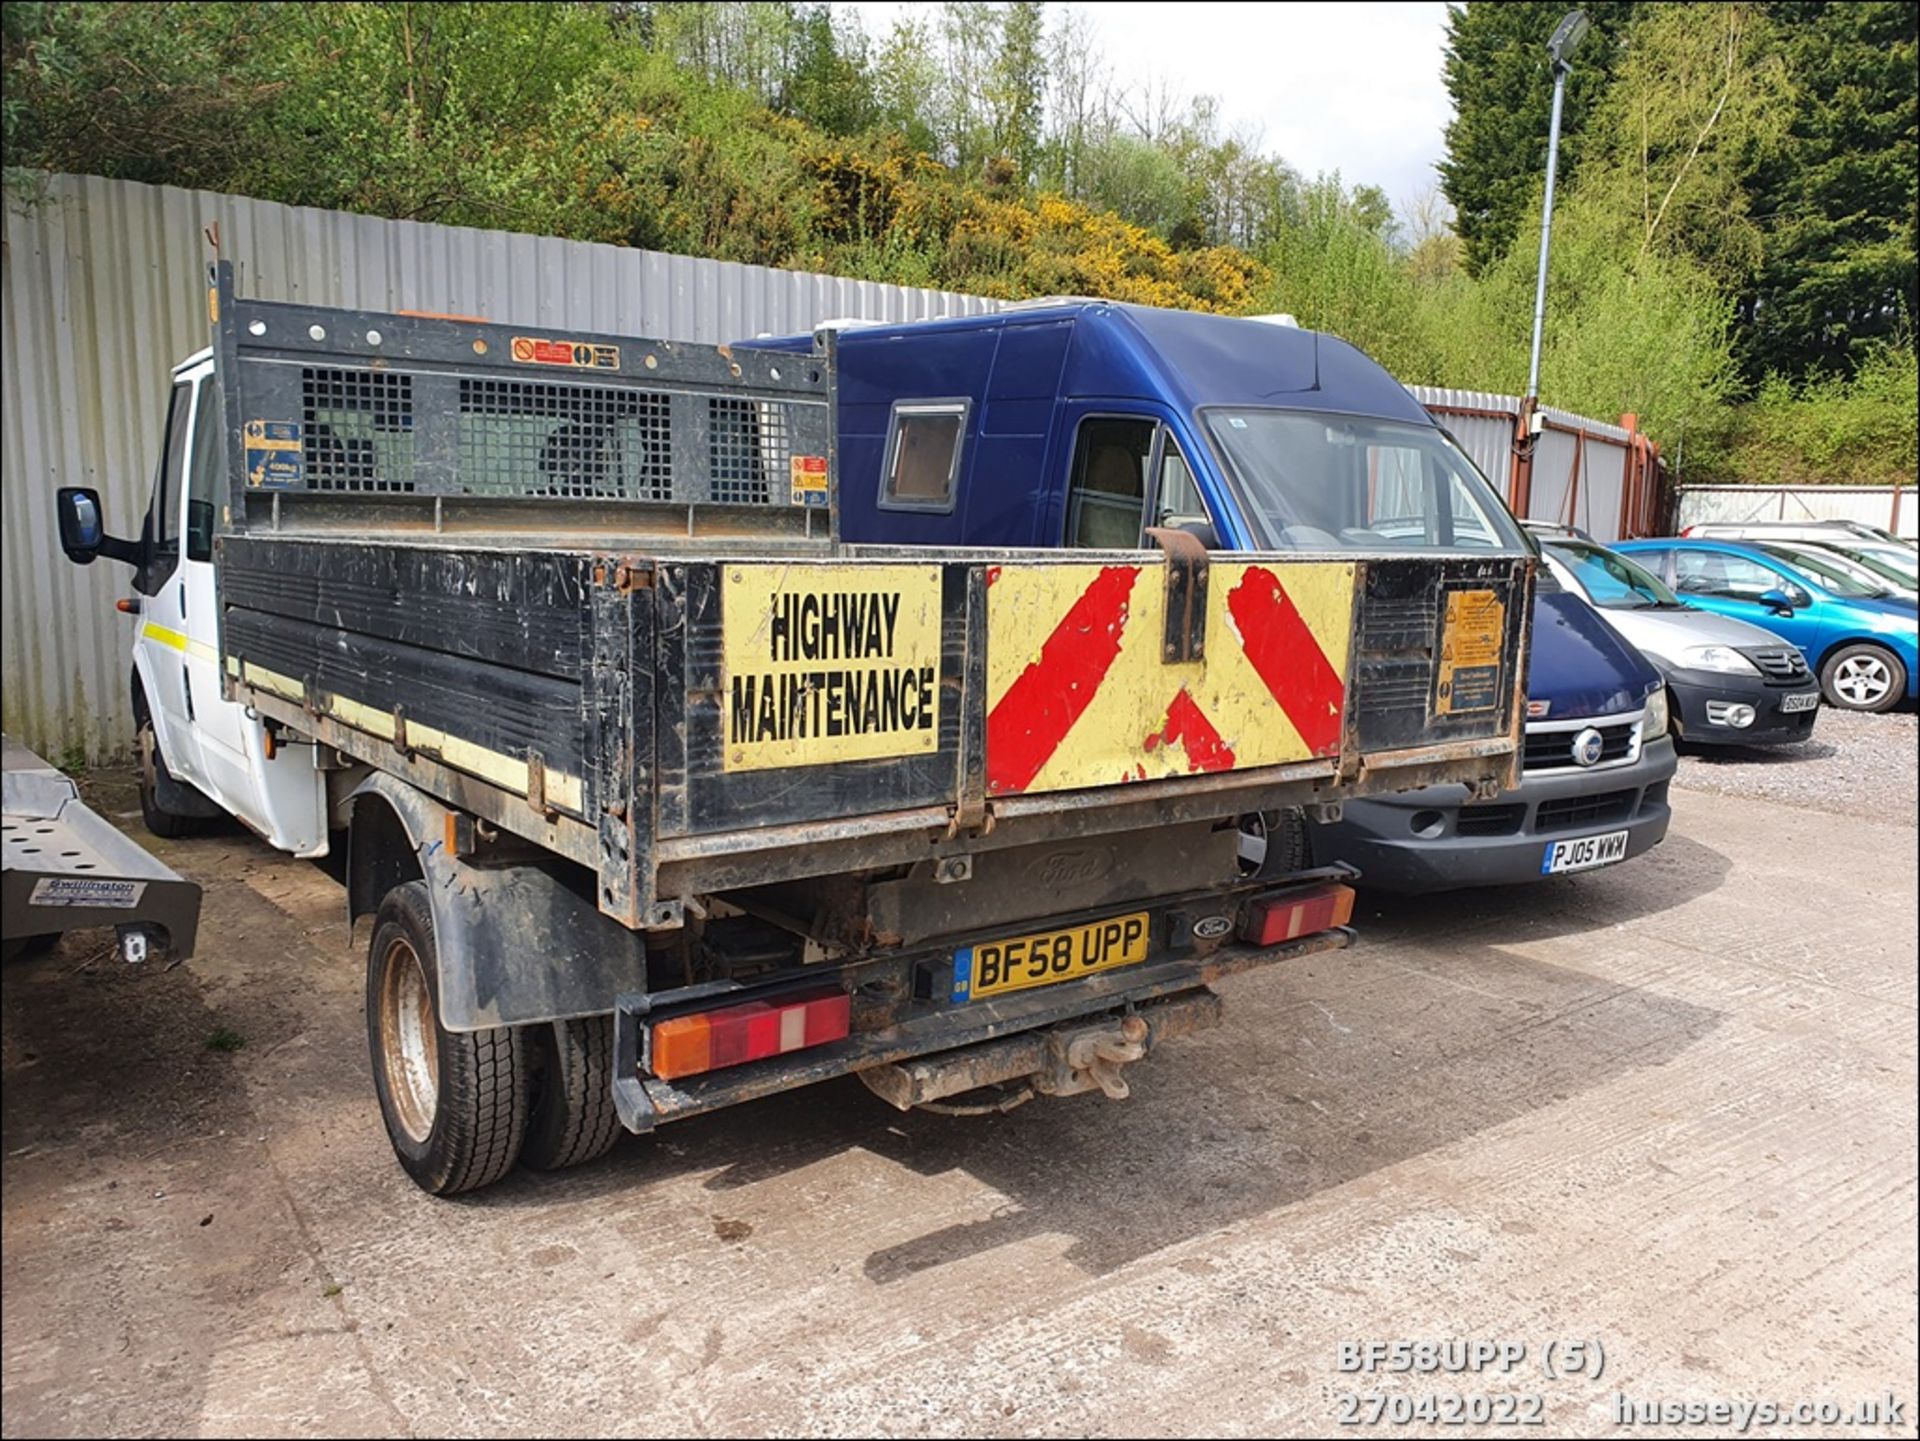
[2,173,1000,761]
[1408,386,1664,545]
[1676,483,1914,539]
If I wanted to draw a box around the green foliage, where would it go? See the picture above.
[1577,2,1794,284]
[1076,132,1192,238]
[3,0,1913,486]
[784,5,875,137]
[1436,0,1915,481]
[1745,1,1918,379]
[1717,342,1919,484]
[1439,1,1640,276]
[1261,178,1442,381]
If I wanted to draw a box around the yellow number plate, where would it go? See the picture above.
[956,912,1152,1002]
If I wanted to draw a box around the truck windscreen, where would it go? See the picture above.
[1203,410,1526,553]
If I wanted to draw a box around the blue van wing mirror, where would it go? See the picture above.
[56,486,141,567]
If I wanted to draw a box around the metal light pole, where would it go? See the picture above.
[1526,9,1592,403]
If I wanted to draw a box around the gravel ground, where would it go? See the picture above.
[1673,703,1917,823]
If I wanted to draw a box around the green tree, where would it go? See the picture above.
[1259,177,1437,378]
[871,12,941,155]
[1438,0,1639,277]
[1744,0,1918,379]
[992,0,1045,181]
[783,4,874,136]
[3,1,298,192]
[1077,131,1192,237]
[1576,2,1793,283]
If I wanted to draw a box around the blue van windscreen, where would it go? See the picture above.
[1205,411,1525,553]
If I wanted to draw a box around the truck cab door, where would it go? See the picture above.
[176,366,329,854]
[134,381,206,792]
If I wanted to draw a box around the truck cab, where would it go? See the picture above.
[766,300,1675,891]
[61,349,326,854]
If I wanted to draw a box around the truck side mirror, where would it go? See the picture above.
[56,487,104,563]
[56,486,142,567]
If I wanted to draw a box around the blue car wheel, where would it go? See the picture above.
[1819,642,1907,712]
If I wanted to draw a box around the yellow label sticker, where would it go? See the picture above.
[789,454,828,508]
[1435,588,1506,716]
[722,564,943,771]
[243,420,303,489]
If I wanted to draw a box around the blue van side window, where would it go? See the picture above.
[878,398,969,513]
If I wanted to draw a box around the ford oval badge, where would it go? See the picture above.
[1193,914,1233,940]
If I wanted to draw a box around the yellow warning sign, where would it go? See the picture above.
[722,564,944,771]
[1435,588,1506,716]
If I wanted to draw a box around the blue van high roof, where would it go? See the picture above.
[763,300,1437,427]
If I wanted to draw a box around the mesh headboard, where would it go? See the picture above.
[210,263,832,528]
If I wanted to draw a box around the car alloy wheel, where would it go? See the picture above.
[1832,653,1893,708]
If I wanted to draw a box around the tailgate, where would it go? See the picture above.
[653,548,1527,847]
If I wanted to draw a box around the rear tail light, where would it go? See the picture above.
[648,987,850,1081]
[1241,883,1356,946]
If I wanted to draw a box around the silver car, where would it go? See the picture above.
[1754,539,1918,601]
[1682,519,1914,550]
[1539,537,1823,747]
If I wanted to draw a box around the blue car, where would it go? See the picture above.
[1615,539,1919,712]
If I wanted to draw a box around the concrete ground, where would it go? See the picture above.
[3,777,1915,1438]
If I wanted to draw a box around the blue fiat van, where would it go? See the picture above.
[758,301,1673,890]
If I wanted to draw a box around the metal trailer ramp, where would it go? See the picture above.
[1,735,202,963]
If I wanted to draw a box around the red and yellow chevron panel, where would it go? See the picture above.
[985,560,1356,795]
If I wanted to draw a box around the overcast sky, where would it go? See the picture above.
[835,2,1456,217]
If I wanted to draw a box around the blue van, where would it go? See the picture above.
[760,301,1674,890]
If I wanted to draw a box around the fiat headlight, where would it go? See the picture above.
[1644,687,1669,737]
[1681,644,1759,675]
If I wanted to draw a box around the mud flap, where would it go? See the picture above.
[611,992,658,1135]
[346,773,648,1032]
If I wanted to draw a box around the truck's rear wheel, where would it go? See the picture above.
[366,881,528,1195]
[520,1015,622,1172]
[1238,807,1311,878]
[137,717,201,839]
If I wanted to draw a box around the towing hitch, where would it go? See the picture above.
[857,988,1223,1112]
[1035,1013,1149,1099]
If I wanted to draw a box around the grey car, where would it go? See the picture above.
[1540,537,1824,747]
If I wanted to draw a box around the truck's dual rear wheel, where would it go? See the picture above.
[366,882,620,1195]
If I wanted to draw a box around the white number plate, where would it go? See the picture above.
[1780,690,1820,713]
[1541,829,1630,875]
